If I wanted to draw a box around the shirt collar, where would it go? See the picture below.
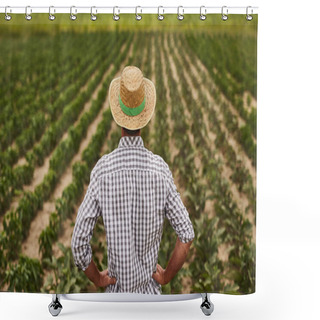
[118,136,144,148]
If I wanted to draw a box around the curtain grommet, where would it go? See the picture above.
[177,6,184,21]
[90,6,97,21]
[70,6,77,21]
[221,6,228,21]
[5,6,12,21]
[135,6,142,21]
[49,6,55,21]
[246,6,253,21]
[158,6,164,21]
[200,6,207,21]
[25,6,32,21]
[113,6,120,21]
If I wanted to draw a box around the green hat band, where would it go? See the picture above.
[119,95,145,116]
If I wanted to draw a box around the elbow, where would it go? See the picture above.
[178,236,193,253]
[71,232,84,270]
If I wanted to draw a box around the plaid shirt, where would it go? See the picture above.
[71,136,194,294]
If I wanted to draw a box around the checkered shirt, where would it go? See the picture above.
[71,136,194,294]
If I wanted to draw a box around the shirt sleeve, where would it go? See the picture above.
[164,168,195,243]
[71,166,102,271]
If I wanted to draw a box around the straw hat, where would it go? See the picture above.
[109,66,156,130]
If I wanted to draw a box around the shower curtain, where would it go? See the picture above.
[0,12,257,295]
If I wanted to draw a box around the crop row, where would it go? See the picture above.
[0,32,131,216]
[0,32,117,159]
[163,32,255,293]
[0,33,105,147]
[0,32,132,263]
[0,31,256,294]
[40,35,137,263]
[172,33,256,213]
[0,33,106,123]
[0,36,105,165]
[185,32,257,162]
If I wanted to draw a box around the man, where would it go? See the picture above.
[71,66,194,294]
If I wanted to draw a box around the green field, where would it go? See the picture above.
[0,14,257,294]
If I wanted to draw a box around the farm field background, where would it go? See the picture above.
[0,14,257,294]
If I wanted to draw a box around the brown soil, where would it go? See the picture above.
[159,36,179,164]
[213,69,256,144]
[218,243,229,262]
[243,91,257,112]
[181,276,193,294]
[150,36,156,84]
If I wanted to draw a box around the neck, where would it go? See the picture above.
[121,127,141,137]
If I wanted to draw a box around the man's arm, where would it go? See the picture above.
[84,259,116,288]
[152,237,192,285]
[154,164,195,285]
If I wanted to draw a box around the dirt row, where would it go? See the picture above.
[167,33,255,230]
[14,64,103,169]
[179,36,257,186]
[161,33,256,271]
[187,35,256,241]
[158,37,184,192]
[176,34,256,240]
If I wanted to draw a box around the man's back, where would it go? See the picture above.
[72,136,194,293]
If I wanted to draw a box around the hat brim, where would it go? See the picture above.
[109,77,156,130]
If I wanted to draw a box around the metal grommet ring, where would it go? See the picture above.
[135,6,142,21]
[246,6,253,21]
[49,6,55,21]
[70,6,77,21]
[158,6,164,21]
[177,6,184,21]
[113,6,120,21]
[25,6,32,21]
[91,6,97,21]
[221,6,228,21]
[5,6,12,21]
[200,6,206,21]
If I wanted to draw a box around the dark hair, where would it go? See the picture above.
[123,127,140,136]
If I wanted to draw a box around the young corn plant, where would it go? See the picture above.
[4,255,43,292]
[189,215,225,293]
[41,243,90,293]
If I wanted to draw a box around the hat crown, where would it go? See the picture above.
[120,66,145,108]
